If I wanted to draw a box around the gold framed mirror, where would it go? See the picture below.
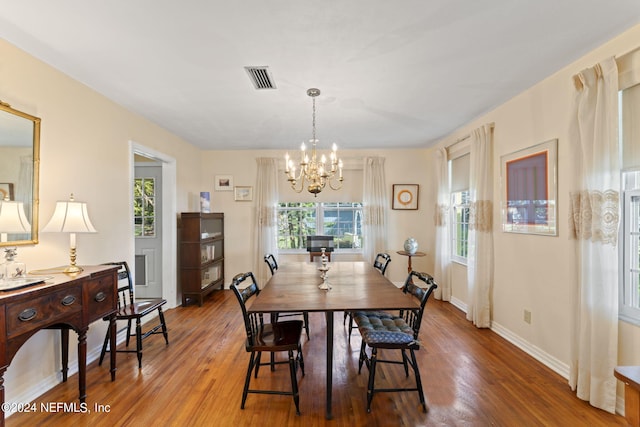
[0,100,40,247]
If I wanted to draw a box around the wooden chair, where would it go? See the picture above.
[344,253,392,338]
[231,272,305,415]
[98,261,169,369]
[264,254,310,339]
[354,271,437,413]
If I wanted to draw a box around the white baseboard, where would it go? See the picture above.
[446,298,569,379]
[5,329,129,418]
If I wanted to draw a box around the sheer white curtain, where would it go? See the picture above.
[433,147,451,301]
[466,124,493,328]
[568,57,620,413]
[362,157,387,264]
[254,158,279,287]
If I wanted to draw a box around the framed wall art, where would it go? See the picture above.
[234,186,253,201]
[501,139,558,236]
[214,175,233,191]
[392,184,419,210]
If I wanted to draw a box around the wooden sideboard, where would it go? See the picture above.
[0,265,118,425]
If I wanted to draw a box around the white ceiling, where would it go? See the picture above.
[0,1,639,151]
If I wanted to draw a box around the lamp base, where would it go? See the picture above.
[63,264,84,274]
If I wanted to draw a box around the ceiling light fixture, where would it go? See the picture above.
[285,88,343,196]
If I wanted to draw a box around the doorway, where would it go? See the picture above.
[130,142,178,308]
[134,160,163,298]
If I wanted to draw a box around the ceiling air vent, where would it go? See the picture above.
[244,66,276,89]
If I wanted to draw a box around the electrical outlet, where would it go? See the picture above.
[524,309,532,324]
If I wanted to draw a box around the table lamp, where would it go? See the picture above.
[42,194,97,274]
[0,197,31,280]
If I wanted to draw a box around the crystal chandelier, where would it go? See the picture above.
[285,88,343,196]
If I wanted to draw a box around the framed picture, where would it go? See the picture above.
[0,183,14,200]
[501,139,558,236]
[234,186,253,201]
[214,175,233,191]
[392,184,419,210]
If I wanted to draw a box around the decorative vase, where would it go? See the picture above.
[404,237,418,254]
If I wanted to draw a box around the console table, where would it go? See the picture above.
[0,265,118,425]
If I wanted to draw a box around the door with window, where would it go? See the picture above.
[134,163,163,298]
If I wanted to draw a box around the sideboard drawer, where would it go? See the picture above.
[85,274,116,322]
[6,286,82,338]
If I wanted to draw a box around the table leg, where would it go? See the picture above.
[325,311,334,420]
[0,367,6,427]
[407,255,413,273]
[77,328,87,402]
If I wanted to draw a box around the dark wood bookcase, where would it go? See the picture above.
[179,212,224,306]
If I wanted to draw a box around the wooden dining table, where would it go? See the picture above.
[247,261,419,419]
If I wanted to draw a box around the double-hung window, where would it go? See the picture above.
[619,75,640,323]
[277,202,363,252]
[449,151,470,264]
[620,171,640,322]
[451,190,470,263]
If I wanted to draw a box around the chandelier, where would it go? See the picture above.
[285,88,343,196]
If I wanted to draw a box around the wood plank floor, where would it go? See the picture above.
[8,290,628,426]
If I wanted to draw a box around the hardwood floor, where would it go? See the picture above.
[8,290,627,426]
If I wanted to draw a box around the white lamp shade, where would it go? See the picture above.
[0,200,31,233]
[42,200,97,233]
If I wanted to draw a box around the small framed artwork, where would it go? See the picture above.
[392,184,419,210]
[214,175,233,191]
[234,186,253,201]
[0,183,14,200]
[501,138,558,236]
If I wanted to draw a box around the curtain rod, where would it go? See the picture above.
[446,122,495,149]
[617,44,640,60]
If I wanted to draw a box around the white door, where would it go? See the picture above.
[134,162,163,298]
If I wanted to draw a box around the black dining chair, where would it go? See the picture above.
[98,261,169,369]
[264,254,310,339]
[231,272,305,415]
[354,270,437,413]
[344,253,392,338]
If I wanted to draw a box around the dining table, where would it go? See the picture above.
[247,261,419,419]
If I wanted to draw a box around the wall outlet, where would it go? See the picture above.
[524,309,532,324]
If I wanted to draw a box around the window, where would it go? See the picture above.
[277,202,363,251]
[451,190,470,263]
[620,172,640,322]
[133,177,156,237]
[619,79,640,323]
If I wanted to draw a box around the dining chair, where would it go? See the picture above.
[98,261,169,369]
[264,254,310,339]
[231,272,305,415]
[354,270,437,413]
[344,253,392,338]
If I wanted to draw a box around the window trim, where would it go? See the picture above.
[277,202,363,254]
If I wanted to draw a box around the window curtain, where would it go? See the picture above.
[433,147,451,301]
[568,57,620,413]
[254,157,279,287]
[362,157,387,264]
[466,124,493,328]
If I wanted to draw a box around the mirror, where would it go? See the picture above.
[0,101,40,246]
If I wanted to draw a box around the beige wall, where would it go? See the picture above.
[0,38,202,405]
[428,23,640,398]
